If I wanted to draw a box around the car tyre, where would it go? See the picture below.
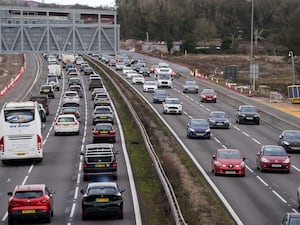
[45,212,51,223]
[8,217,14,225]
[54,132,58,136]
[82,213,88,220]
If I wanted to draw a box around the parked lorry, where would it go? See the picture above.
[81,143,118,181]
[62,54,75,68]
[48,64,62,79]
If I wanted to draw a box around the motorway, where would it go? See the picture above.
[0,54,139,225]
[2,52,300,225]
[105,52,300,225]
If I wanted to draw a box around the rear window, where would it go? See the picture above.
[15,191,43,199]
[65,92,77,97]
[87,156,112,163]
[5,109,35,123]
[58,117,75,122]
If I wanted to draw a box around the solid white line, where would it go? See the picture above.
[74,186,79,200]
[69,203,76,218]
[246,165,253,173]
[242,131,250,137]
[28,164,34,174]
[252,138,261,145]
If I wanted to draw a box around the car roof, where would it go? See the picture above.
[217,148,240,152]
[14,184,46,192]
[57,114,76,118]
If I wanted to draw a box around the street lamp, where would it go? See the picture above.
[250,0,255,91]
[289,51,296,85]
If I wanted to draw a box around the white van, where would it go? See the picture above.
[0,101,43,164]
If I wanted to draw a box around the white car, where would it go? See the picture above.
[122,66,133,76]
[126,71,138,79]
[132,74,145,84]
[54,114,80,135]
[46,76,60,91]
[62,91,80,107]
[143,80,158,92]
[163,97,182,114]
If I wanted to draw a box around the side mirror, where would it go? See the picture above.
[279,135,283,139]
[242,157,246,161]
[80,189,85,195]
[212,155,216,159]
[120,189,126,194]
[257,151,260,156]
[7,192,13,196]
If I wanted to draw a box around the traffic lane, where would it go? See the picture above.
[73,71,137,225]
[128,75,298,224]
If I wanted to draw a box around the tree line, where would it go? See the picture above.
[116,0,300,55]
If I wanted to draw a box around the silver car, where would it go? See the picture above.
[94,92,111,108]
[183,80,198,93]
[208,111,230,129]
[92,105,114,125]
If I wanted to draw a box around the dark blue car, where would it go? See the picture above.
[187,118,211,139]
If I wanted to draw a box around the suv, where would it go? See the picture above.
[29,95,49,115]
[81,144,118,181]
[7,184,55,224]
[236,105,260,125]
[163,97,182,114]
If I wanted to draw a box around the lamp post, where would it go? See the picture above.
[250,0,255,91]
[289,51,296,85]
[146,32,149,44]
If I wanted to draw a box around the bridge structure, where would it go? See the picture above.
[0,6,120,55]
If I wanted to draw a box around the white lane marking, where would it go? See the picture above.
[292,165,300,173]
[252,138,261,145]
[69,203,76,218]
[242,131,250,137]
[256,175,269,187]
[246,165,254,173]
[272,190,287,203]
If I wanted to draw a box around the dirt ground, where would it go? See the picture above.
[153,53,293,97]
[0,54,24,91]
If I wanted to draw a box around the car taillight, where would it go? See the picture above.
[0,136,4,152]
[55,122,59,125]
[83,161,87,168]
[74,121,78,125]
[9,200,18,205]
[93,130,99,135]
[112,161,117,167]
[109,130,115,135]
[46,101,49,107]
[37,135,42,150]
[40,199,49,204]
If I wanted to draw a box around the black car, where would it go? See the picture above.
[39,84,55,99]
[278,130,300,152]
[235,105,260,125]
[187,118,211,139]
[152,90,168,103]
[29,95,49,115]
[139,66,151,76]
[80,182,125,220]
[208,111,230,129]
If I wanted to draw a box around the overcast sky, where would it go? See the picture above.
[37,0,115,7]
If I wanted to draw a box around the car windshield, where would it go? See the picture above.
[158,74,171,79]
[284,131,300,139]
[62,108,76,113]
[211,112,226,118]
[88,187,116,195]
[166,99,180,104]
[241,106,257,112]
[263,147,286,156]
[65,92,77,97]
[95,109,110,114]
[218,151,241,159]
[5,109,35,123]
[203,89,215,94]
[191,120,207,127]
[15,191,43,199]
[186,81,196,85]
[289,217,300,224]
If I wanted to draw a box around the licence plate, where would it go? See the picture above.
[216,122,223,125]
[100,131,108,134]
[96,198,109,203]
[22,210,35,214]
[196,133,204,136]
[100,116,107,119]
[17,153,26,156]
[95,164,105,167]
[225,171,236,174]
[271,164,282,167]
[44,90,49,93]
[207,98,212,100]
[63,124,69,126]
[246,117,253,120]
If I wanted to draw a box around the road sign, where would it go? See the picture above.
[250,64,259,78]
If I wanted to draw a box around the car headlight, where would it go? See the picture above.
[239,161,245,167]
[282,141,290,146]
[205,128,210,133]
[283,158,290,163]
[210,120,216,123]
[214,161,222,166]
[189,128,195,132]
[260,157,270,163]
[240,114,246,117]
[253,115,259,117]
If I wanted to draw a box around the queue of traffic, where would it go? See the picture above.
[1,53,126,224]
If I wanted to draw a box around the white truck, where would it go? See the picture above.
[62,54,75,68]
[48,64,62,79]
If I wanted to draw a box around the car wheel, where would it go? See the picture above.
[257,120,260,125]
[112,138,116,143]
[8,217,14,225]
[45,212,51,223]
[207,135,211,139]
[83,175,88,181]
[54,132,58,136]
[82,213,88,220]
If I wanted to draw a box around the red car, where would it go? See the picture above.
[212,149,246,176]
[7,184,55,225]
[256,145,290,173]
[200,88,217,103]
[92,123,116,143]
